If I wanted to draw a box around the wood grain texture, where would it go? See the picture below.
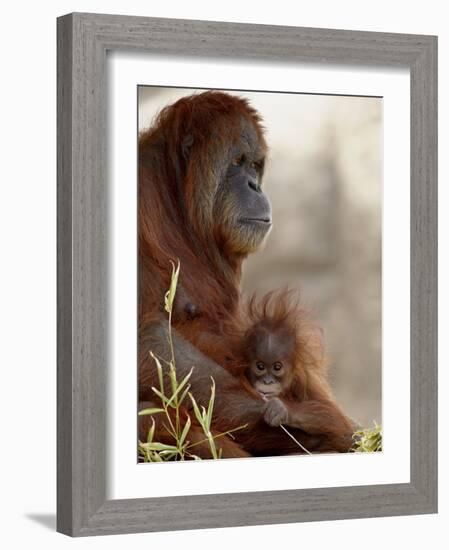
[57,12,438,536]
[410,36,438,508]
[57,13,74,536]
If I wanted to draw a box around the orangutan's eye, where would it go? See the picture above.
[231,154,245,167]
[255,362,265,372]
[273,362,283,372]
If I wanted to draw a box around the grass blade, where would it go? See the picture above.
[177,383,191,407]
[168,363,178,396]
[150,351,165,395]
[188,393,204,425]
[206,377,216,429]
[164,260,180,314]
[145,442,179,452]
[147,418,155,444]
[165,368,194,408]
[151,386,170,405]
[138,407,165,416]
[179,415,192,447]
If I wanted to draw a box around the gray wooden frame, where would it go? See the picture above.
[57,12,438,537]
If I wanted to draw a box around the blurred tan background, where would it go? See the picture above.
[139,87,382,428]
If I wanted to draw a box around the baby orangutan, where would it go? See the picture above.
[233,290,355,451]
[244,322,302,428]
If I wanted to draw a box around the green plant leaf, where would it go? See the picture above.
[150,351,165,396]
[206,377,216,430]
[188,393,204,426]
[351,421,382,453]
[138,408,165,416]
[164,260,180,314]
[147,418,155,444]
[206,431,218,459]
[177,383,191,407]
[158,451,178,460]
[144,442,179,452]
[150,453,164,462]
[165,368,194,408]
[179,415,192,447]
[151,386,170,405]
[168,363,178,396]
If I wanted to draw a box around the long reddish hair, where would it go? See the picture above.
[139,91,266,325]
[229,289,332,402]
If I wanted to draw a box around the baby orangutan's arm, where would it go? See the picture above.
[263,397,355,437]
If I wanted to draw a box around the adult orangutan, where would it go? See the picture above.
[138,91,354,457]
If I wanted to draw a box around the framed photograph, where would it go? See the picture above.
[57,13,437,536]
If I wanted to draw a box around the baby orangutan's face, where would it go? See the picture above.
[245,326,295,398]
[247,359,292,397]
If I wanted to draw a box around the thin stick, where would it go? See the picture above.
[279,424,312,455]
[261,394,312,456]
[188,424,248,450]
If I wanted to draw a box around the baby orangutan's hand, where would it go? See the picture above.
[263,397,289,427]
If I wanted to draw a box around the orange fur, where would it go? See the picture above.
[227,289,355,445]
[138,92,354,457]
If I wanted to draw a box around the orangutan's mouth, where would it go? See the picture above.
[241,217,272,226]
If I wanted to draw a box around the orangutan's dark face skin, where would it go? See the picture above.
[213,123,272,255]
[245,325,295,398]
